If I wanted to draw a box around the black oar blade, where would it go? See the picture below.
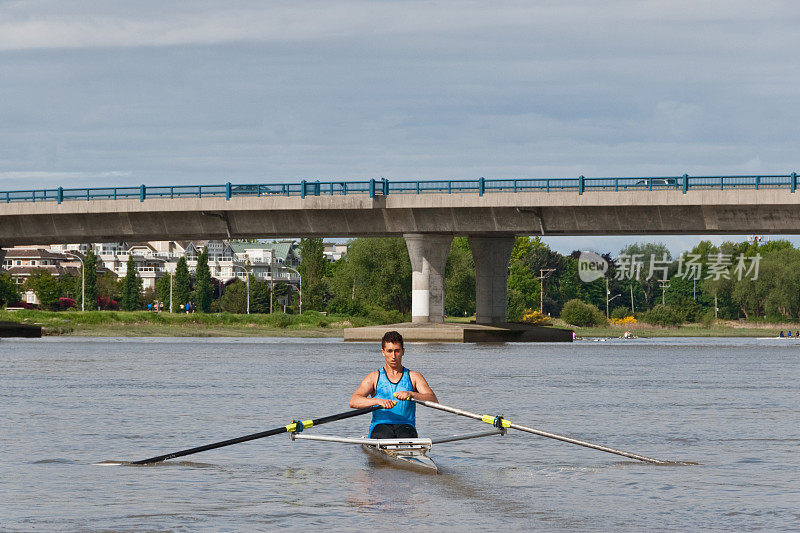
[132,405,381,465]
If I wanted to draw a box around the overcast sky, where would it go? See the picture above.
[1,1,798,255]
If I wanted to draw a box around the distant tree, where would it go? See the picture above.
[83,249,98,310]
[250,281,271,313]
[664,273,704,321]
[561,254,606,311]
[219,279,248,314]
[97,272,122,304]
[272,282,292,311]
[120,255,142,311]
[155,273,173,312]
[445,237,476,317]
[327,237,411,314]
[298,238,327,312]
[174,256,191,309]
[754,239,793,256]
[58,272,79,300]
[507,263,539,321]
[193,248,213,312]
[142,287,157,309]
[618,242,672,309]
[24,269,61,310]
[0,272,20,306]
[733,246,800,319]
[506,237,565,316]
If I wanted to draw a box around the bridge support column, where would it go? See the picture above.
[469,235,515,325]
[0,247,5,269]
[404,233,453,323]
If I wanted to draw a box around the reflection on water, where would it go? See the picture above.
[1,336,798,530]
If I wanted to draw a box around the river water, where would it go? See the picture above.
[1,337,798,531]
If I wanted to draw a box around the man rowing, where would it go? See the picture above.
[349,331,438,439]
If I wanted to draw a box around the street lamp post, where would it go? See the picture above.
[64,251,85,311]
[538,268,555,314]
[659,280,670,305]
[232,264,252,314]
[282,266,302,315]
[605,277,620,317]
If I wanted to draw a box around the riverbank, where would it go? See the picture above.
[449,316,795,338]
[0,310,366,337]
[562,320,795,338]
[1,310,796,338]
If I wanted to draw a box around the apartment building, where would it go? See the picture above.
[2,239,314,306]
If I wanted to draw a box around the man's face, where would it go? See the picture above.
[382,341,404,367]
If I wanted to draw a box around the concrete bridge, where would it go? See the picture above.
[2,174,798,324]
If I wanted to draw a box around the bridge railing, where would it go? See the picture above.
[2,173,797,203]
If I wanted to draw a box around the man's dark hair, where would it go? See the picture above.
[381,330,404,349]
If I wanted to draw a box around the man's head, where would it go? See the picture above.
[381,331,405,368]
[381,330,404,349]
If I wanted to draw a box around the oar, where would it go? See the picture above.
[408,398,680,465]
[132,405,382,465]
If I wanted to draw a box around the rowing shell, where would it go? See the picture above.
[290,429,505,473]
[361,438,438,473]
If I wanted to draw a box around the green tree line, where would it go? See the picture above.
[3,237,796,323]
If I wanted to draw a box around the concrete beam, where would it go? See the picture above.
[4,189,800,245]
[404,233,453,324]
[470,235,515,325]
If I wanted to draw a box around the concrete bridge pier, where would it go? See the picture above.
[469,235,515,325]
[404,233,453,323]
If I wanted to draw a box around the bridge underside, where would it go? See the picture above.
[3,204,800,245]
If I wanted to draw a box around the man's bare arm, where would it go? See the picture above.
[349,371,396,409]
[393,371,438,403]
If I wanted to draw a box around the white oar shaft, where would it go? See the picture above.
[412,399,669,465]
[505,421,666,464]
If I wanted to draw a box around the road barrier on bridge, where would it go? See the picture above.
[2,174,798,203]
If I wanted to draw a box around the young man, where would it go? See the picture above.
[349,331,438,438]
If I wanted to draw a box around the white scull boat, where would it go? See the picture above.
[290,429,506,473]
[132,399,682,469]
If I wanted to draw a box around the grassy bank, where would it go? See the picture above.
[0,309,385,337]
[3,309,794,338]
[551,318,792,338]
[446,316,792,338]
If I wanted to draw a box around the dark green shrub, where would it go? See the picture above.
[610,306,632,319]
[642,305,682,326]
[365,306,406,325]
[560,299,607,327]
[272,314,293,328]
[700,308,715,328]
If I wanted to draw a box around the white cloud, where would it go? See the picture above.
[0,0,797,51]
[0,0,798,191]
[0,171,132,189]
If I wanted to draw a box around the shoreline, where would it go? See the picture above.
[2,310,797,338]
[53,323,344,337]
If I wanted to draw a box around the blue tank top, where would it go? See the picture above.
[369,367,416,437]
